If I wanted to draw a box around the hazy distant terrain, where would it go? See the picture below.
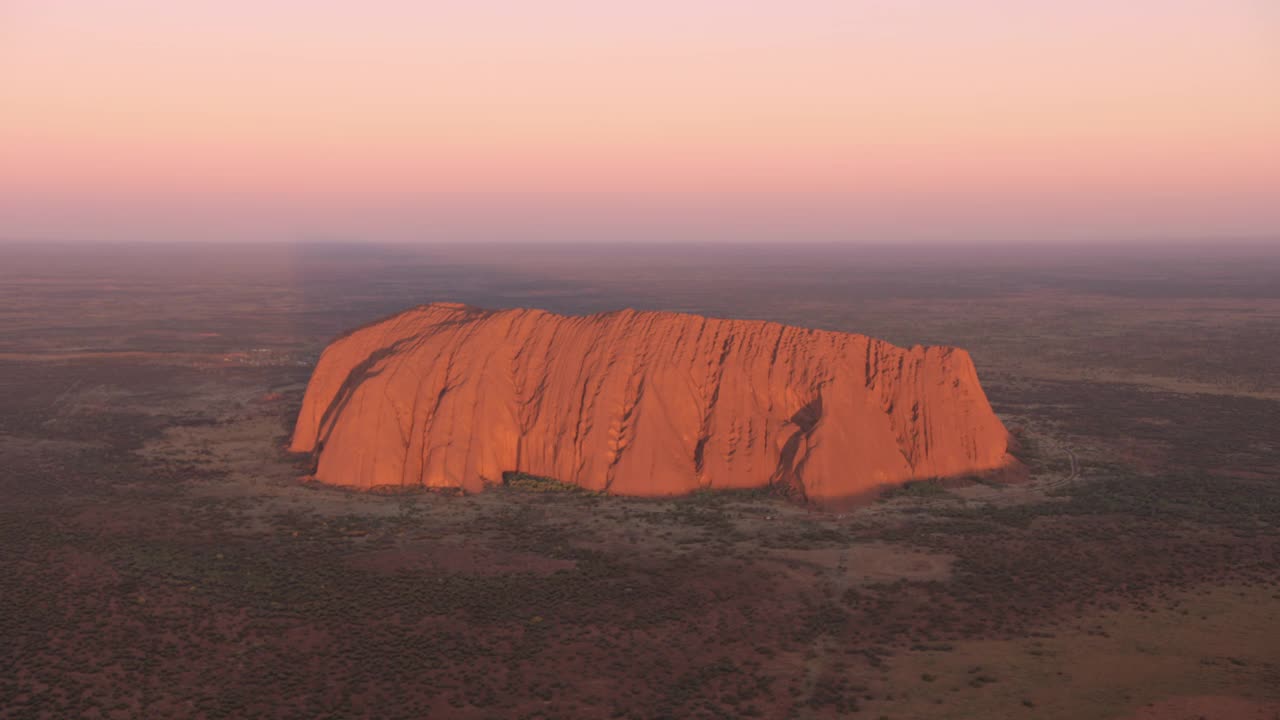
[1,242,1277,719]
[5,242,1277,389]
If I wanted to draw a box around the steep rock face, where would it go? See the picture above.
[291,303,1014,501]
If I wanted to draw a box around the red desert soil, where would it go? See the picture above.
[347,543,577,577]
[1120,696,1280,720]
[291,303,1014,501]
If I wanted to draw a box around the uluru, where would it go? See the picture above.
[290,302,1015,502]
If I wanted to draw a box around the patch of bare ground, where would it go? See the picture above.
[1121,696,1280,720]
[347,543,577,576]
[767,544,954,586]
[864,584,1280,720]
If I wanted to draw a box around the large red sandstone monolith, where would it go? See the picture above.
[290,303,1015,502]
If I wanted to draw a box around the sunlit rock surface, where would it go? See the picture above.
[291,303,1014,501]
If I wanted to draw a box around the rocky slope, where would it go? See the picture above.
[290,303,1014,501]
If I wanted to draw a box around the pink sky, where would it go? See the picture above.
[2,1,1277,243]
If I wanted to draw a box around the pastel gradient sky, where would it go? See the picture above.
[2,1,1277,243]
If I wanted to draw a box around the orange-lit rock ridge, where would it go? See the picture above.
[291,303,1015,501]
